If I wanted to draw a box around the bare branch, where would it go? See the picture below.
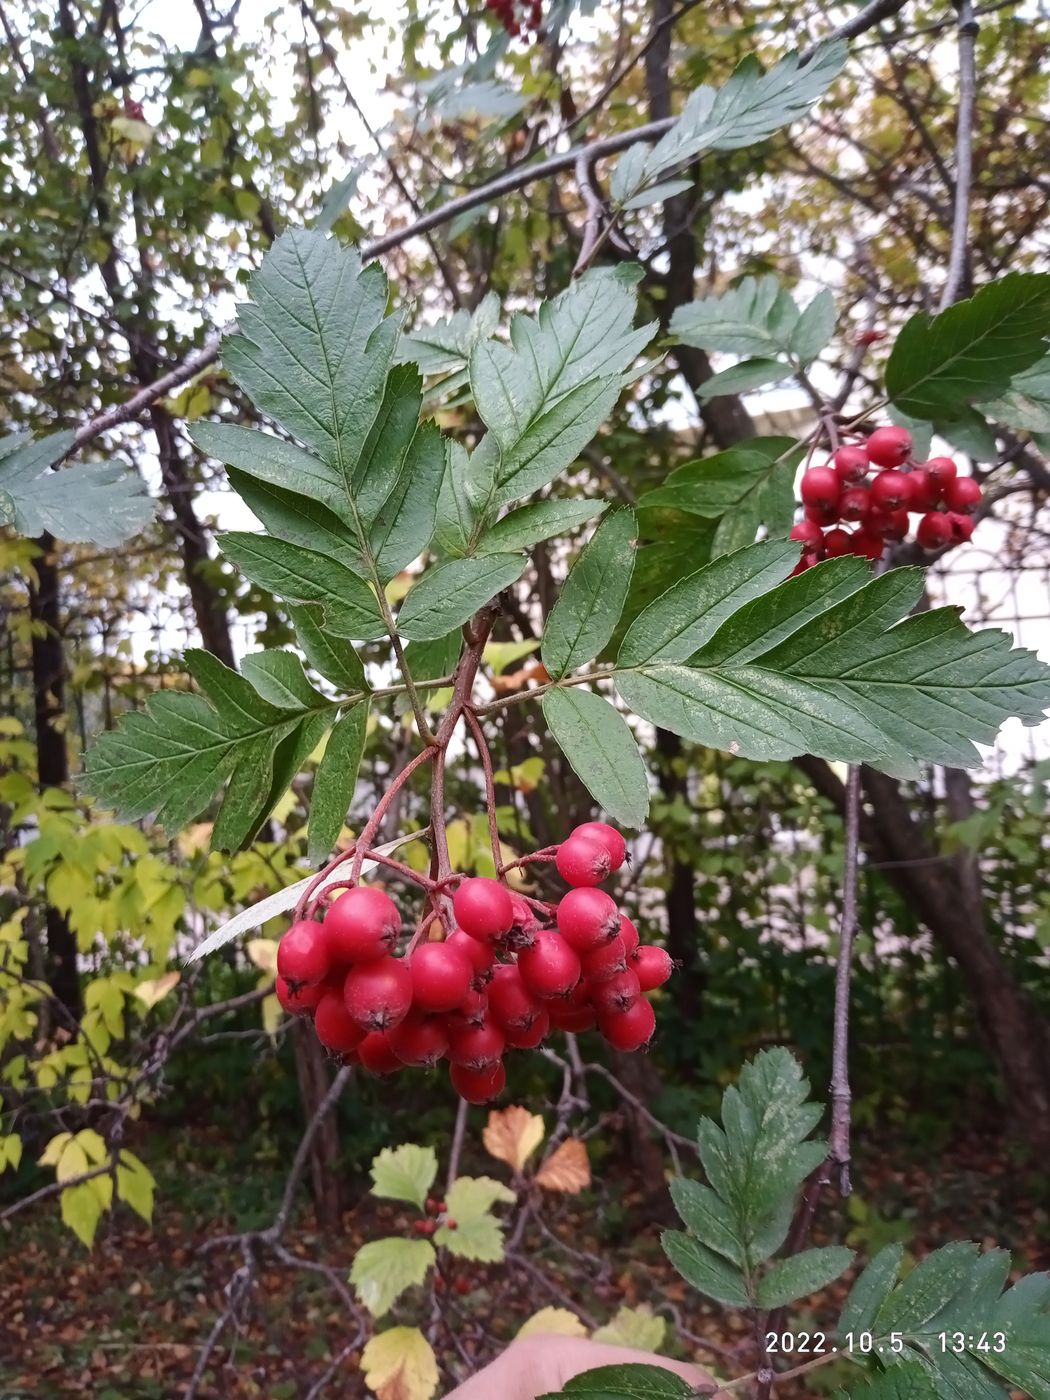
[940,0,979,309]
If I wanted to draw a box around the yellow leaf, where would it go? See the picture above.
[261,992,282,1037]
[133,970,181,1010]
[246,938,279,974]
[75,1128,108,1165]
[516,1307,587,1341]
[592,1304,667,1352]
[535,1139,591,1194]
[61,1182,103,1247]
[483,639,539,676]
[361,1326,439,1400]
[56,1139,89,1182]
[38,1132,72,1168]
[186,67,212,87]
[178,822,213,856]
[482,1105,544,1173]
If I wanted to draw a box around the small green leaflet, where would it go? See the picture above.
[756,1246,854,1308]
[697,357,791,399]
[350,1237,435,1318]
[397,554,526,641]
[543,509,638,677]
[885,272,1050,420]
[0,431,155,546]
[539,1364,696,1400]
[670,277,835,365]
[836,1364,941,1400]
[614,546,1050,773]
[480,498,607,553]
[434,1175,515,1262]
[395,291,500,378]
[370,1144,438,1210]
[289,603,368,693]
[977,351,1050,433]
[543,688,649,828]
[219,532,386,640]
[308,702,368,862]
[661,1231,751,1307]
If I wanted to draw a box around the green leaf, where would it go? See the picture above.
[837,1363,942,1400]
[308,702,369,862]
[756,1246,854,1308]
[543,688,649,828]
[621,177,695,210]
[539,1364,695,1399]
[618,539,799,666]
[0,433,155,546]
[350,1237,435,1317]
[289,604,368,693]
[885,272,1050,420]
[670,278,832,364]
[592,1305,667,1352]
[219,533,386,640]
[404,630,462,682]
[481,499,607,553]
[543,509,637,677]
[697,357,791,399]
[61,1181,103,1248]
[641,440,801,520]
[615,558,1050,772]
[839,1245,904,1338]
[397,554,526,641]
[369,422,445,578]
[226,466,361,568]
[874,1243,983,1333]
[435,1213,507,1262]
[396,291,501,377]
[661,1230,751,1307]
[240,651,328,709]
[370,1144,438,1209]
[977,351,1050,433]
[668,1177,744,1266]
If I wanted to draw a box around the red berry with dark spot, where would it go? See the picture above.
[388,1010,449,1067]
[924,456,958,493]
[599,997,657,1051]
[555,835,611,888]
[357,1030,402,1074]
[517,929,581,998]
[823,527,853,558]
[446,929,495,987]
[839,485,870,522]
[275,975,324,1016]
[804,502,840,527]
[450,1060,506,1103]
[314,989,367,1054]
[869,469,910,511]
[581,934,628,983]
[344,957,413,1031]
[277,920,330,987]
[502,1007,551,1048]
[447,1019,505,1071]
[557,887,621,952]
[571,822,627,870]
[866,426,912,467]
[799,466,840,511]
[409,942,474,1013]
[454,1277,471,1295]
[947,512,975,543]
[632,946,675,992]
[916,511,954,551]
[618,915,640,958]
[547,1002,597,1032]
[944,476,982,514]
[591,968,642,1015]
[833,445,870,482]
[453,878,514,942]
[790,519,825,551]
[324,885,400,964]
[487,963,544,1030]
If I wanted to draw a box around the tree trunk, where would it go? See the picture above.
[27,537,81,1017]
[653,729,704,1021]
[292,1023,345,1229]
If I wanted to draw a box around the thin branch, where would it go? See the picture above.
[940,0,979,309]
[829,764,862,1194]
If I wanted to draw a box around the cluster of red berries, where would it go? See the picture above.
[412,1196,456,1237]
[791,426,983,569]
[275,822,673,1104]
[484,0,542,39]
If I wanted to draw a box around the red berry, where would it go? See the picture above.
[869,469,910,511]
[866,426,912,467]
[804,502,840,527]
[454,1277,471,1295]
[868,508,909,542]
[447,1019,505,1071]
[409,942,474,1013]
[388,1010,449,1067]
[557,887,620,952]
[324,886,400,964]
[916,511,953,551]
[571,821,627,870]
[556,835,611,888]
[789,519,825,551]
[277,920,330,987]
[453,878,514,942]
[947,511,975,543]
[275,975,324,1016]
[517,929,581,998]
[823,526,853,558]
[487,963,543,1030]
[314,989,367,1053]
[446,928,495,987]
[591,968,641,1015]
[944,476,982,514]
[838,485,870,522]
[502,1007,550,1048]
[344,957,413,1031]
[547,1002,597,1032]
[851,530,885,561]
[618,915,640,958]
[357,1029,402,1074]
[446,986,489,1029]
[799,466,840,511]
[904,468,935,511]
[632,946,674,992]
[581,934,628,983]
[924,456,958,494]
[599,997,656,1051]
[413,1219,437,1235]
[450,1060,506,1103]
[832,445,870,483]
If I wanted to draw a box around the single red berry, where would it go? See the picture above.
[547,1002,597,1032]
[851,530,885,561]
[789,555,819,576]
[799,466,840,511]
[555,834,611,888]
[632,946,675,992]
[591,968,642,1015]
[275,975,324,1016]
[453,878,514,942]
[388,1009,449,1067]
[866,426,912,467]
[789,519,825,551]
[450,1060,506,1103]
[413,1219,437,1235]
[618,915,640,958]
[447,1019,505,1071]
[446,986,489,1030]
[904,468,935,511]
[277,920,330,987]
[487,963,544,1030]
[454,1277,471,1296]
[599,997,657,1051]
[517,930,582,999]
[557,887,621,952]
[868,508,909,542]
[916,511,954,551]
[409,942,474,1013]
[357,1029,403,1074]
[323,885,400,964]
[343,957,413,1031]
[924,456,958,494]
[581,934,628,984]
[502,1007,551,1048]
[832,445,870,483]
[445,1219,458,1230]
[823,526,853,558]
[869,469,910,511]
[571,821,627,870]
[425,1197,439,1214]
[947,511,975,543]
[944,476,982,514]
[446,928,495,988]
[838,485,870,523]
[804,501,840,527]
[314,989,367,1054]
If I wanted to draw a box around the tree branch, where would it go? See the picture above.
[940,0,979,309]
